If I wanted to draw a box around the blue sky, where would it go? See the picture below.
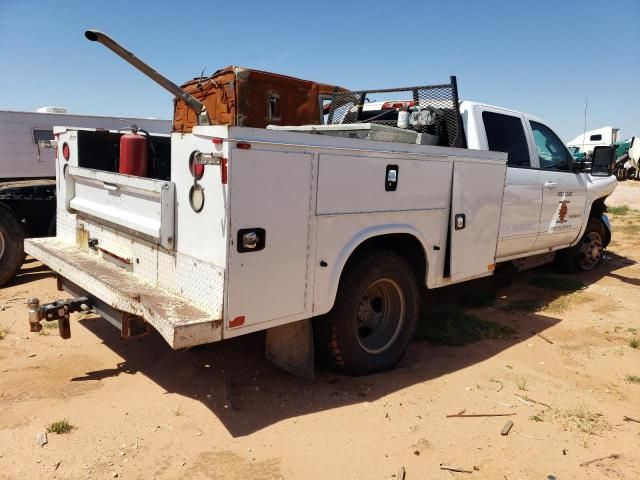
[1,0,638,141]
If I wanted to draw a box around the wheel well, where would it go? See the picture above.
[590,197,607,218]
[343,233,428,285]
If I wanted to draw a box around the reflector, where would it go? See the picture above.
[189,184,205,212]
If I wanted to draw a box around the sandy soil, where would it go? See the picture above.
[607,180,640,209]
[1,183,639,480]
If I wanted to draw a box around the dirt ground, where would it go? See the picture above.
[1,183,639,480]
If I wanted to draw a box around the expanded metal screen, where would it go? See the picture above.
[326,76,465,148]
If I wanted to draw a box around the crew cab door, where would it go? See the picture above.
[477,107,542,259]
[527,120,588,249]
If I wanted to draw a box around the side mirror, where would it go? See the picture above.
[591,146,615,176]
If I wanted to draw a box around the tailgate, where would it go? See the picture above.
[65,166,175,249]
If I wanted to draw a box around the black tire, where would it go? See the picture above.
[0,207,26,287]
[315,249,419,375]
[556,217,606,273]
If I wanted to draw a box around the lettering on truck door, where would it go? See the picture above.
[527,120,587,250]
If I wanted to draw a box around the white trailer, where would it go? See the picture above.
[0,109,170,179]
[0,109,171,286]
[24,30,618,377]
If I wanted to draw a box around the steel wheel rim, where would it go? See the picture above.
[578,231,603,271]
[0,229,5,259]
[355,278,405,354]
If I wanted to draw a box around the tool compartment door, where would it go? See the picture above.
[449,159,506,282]
[226,148,313,331]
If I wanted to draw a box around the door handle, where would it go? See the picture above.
[237,228,266,253]
[103,182,120,191]
[544,182,558,188]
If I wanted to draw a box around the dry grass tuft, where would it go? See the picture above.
[538,405,610,435]
[516,377,529,391]
[542,292,596,314]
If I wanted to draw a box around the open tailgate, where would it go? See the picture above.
[65,166,175,249]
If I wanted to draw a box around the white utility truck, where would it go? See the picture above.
[0,108,170,286]
[24,31,617,377]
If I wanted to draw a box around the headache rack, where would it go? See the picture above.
[326,75,466,148]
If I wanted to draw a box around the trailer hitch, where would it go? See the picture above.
[27,297,92,339]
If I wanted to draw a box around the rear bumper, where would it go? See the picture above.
[24,238,222,349]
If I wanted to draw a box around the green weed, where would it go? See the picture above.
[47,419,74,434]
[608,205,630,215]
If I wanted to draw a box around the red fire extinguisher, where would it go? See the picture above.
[119,126,148,177]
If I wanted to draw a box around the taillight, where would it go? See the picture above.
[211,137,223,145]
[237,142,251,150]
[62,142,70,161]
[189,152,204,179]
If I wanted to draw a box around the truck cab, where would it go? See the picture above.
[461,101,616,266]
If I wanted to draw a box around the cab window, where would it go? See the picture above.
[482,111,530,167]
[530,121,572,171]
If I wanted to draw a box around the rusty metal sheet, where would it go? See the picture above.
[24,237,223,349]
[173,65,345,132]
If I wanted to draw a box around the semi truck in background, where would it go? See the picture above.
[0,108,171,286]
[567,127,638,180]
[567,126,620,158]
[24,30,617,378]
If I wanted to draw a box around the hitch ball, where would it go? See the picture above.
[27,298,42,333]
[26,296,91,339]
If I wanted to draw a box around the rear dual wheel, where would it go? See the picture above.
[316,250,419,375]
